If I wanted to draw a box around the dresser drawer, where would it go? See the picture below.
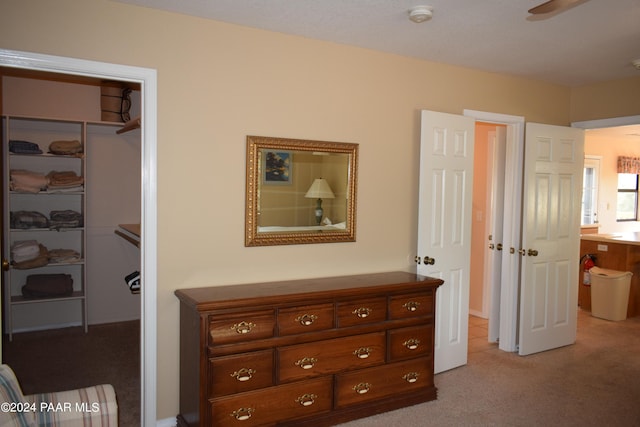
[389,292,433,319]
[209,350,274,397]
[278,332,385,382]
[337,297,387,327]
[335,357,433,408]
[388,325,433,361]
[210,376,332,427]
[278,303,334,335]
[209,311,275,345]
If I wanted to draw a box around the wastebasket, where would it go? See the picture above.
[589,267,632,321]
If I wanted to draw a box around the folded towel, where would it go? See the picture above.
[12,244,49,270]
[10,169,48,193]
[11,240,40,263]
[49,210,83,229]
[10,211,49,229]
[47,170,84,189]
[48,248,81,264]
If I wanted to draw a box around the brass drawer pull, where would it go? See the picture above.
[403,372,420,383]
[230,368,255,382]
[295,393,317,407]
[295,313,318,326]
[353,347,372,359]
[295,357,318,370]
[353,382,371,395]
[231,321,256,334]
[403,301,421,312]
[352,307,371,318]
[230,407,254,421]
[404,338,421,350]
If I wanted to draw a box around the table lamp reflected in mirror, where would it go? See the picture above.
[304,178,335,226]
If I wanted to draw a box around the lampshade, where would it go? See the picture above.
[304,178,335,199]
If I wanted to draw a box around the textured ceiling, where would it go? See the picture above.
[117,0,640,87]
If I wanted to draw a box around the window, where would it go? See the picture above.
[582,157,600,225]
[617,173,638,221]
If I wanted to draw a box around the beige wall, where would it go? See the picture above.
[2,0,638,420]
[570,76,640,122]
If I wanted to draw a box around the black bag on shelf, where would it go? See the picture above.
[22,273,73,298]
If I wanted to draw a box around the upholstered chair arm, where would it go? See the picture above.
[25,384,118,427]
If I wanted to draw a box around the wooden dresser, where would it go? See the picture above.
[175,271,443,426]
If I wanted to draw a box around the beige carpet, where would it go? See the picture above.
[338,309,640,426]
[3,311,639,427]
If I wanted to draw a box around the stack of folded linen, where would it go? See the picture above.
[49,210,83,229]
[48,248,81,264]
[47,170,84,191]
[10,211,49,229]
[11,240,40,263]
[9,169,48,193]
[10,240,49,269]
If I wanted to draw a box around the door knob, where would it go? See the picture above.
[423,256,435,265]
[2,259,9,271]
[414,255,421,264]
[528,249,539,257]
[496,244,503,251]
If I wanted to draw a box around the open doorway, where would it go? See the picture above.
[0,49,157,427]
[470,122,507,322]
[464,110,525,354]
[574,117,640,320]
[2,69,141,425]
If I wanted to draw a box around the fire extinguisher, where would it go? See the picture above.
[581,254,596,286]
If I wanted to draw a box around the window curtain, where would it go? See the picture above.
[617,156,640,174]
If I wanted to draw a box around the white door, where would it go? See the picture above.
[518,123,584,356]
[486,127,507,342]
[417,110,475,373]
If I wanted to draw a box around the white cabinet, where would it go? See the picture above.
[3,115,87,338]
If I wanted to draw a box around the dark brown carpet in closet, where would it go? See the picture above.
[3,320,140,427]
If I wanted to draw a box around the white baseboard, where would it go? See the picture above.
[10,321,82,334]
[156,417,176,427]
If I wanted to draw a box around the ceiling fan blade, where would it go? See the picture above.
[528,0,581,14]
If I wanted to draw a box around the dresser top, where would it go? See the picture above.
[175,271,442,312]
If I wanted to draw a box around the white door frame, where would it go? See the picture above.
[0,49,158,427]
[572,116,640,129]
[464,110,525,352]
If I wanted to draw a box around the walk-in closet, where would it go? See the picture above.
[1,69,142,425]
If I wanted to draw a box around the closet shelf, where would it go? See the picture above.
[116,116,141,134]
[115,223,140,248]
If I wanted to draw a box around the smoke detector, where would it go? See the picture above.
[408,6,433,23]
[632,59,640,71]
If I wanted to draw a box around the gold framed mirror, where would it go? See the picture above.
[245,135,358,246]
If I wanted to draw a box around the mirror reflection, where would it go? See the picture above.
[245,136,358,246]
